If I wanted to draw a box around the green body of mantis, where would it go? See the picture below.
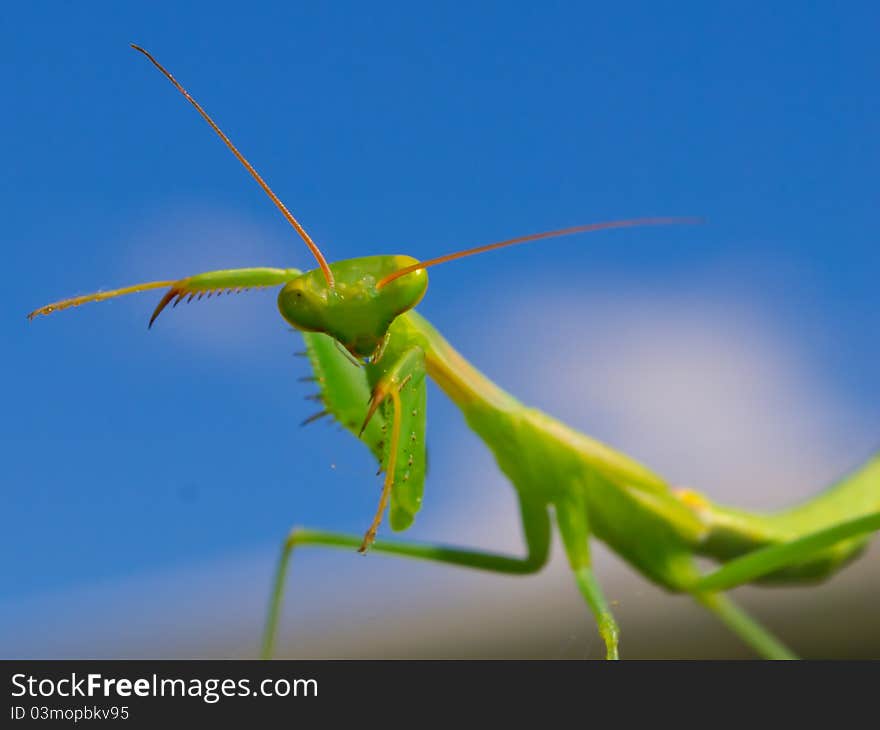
[30,47,880,660]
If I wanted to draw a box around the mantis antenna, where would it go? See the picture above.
[375,217,701,289]
[130,44,335,287]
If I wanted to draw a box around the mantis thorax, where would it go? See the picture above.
[277,255,428,358]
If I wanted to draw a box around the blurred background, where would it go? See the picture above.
[3,2,878,658]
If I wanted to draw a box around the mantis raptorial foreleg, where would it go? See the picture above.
[359,346,427,551]
[261,494,552,659]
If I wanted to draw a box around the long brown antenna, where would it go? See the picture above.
[130,44,334,287]
[376,217,700,288]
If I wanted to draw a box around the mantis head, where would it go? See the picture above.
[278,256,427,359]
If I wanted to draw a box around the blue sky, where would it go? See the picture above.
[3,3,878,656]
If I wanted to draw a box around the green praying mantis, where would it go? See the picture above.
[29,46,880,660]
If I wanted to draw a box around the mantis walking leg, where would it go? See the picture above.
[694,512,880,593]
[261,494,551,659]
[692,592,797,660]
[681,511,880,659]
[555,492,620,660]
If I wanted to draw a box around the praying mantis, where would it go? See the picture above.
[29,46,880,660]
